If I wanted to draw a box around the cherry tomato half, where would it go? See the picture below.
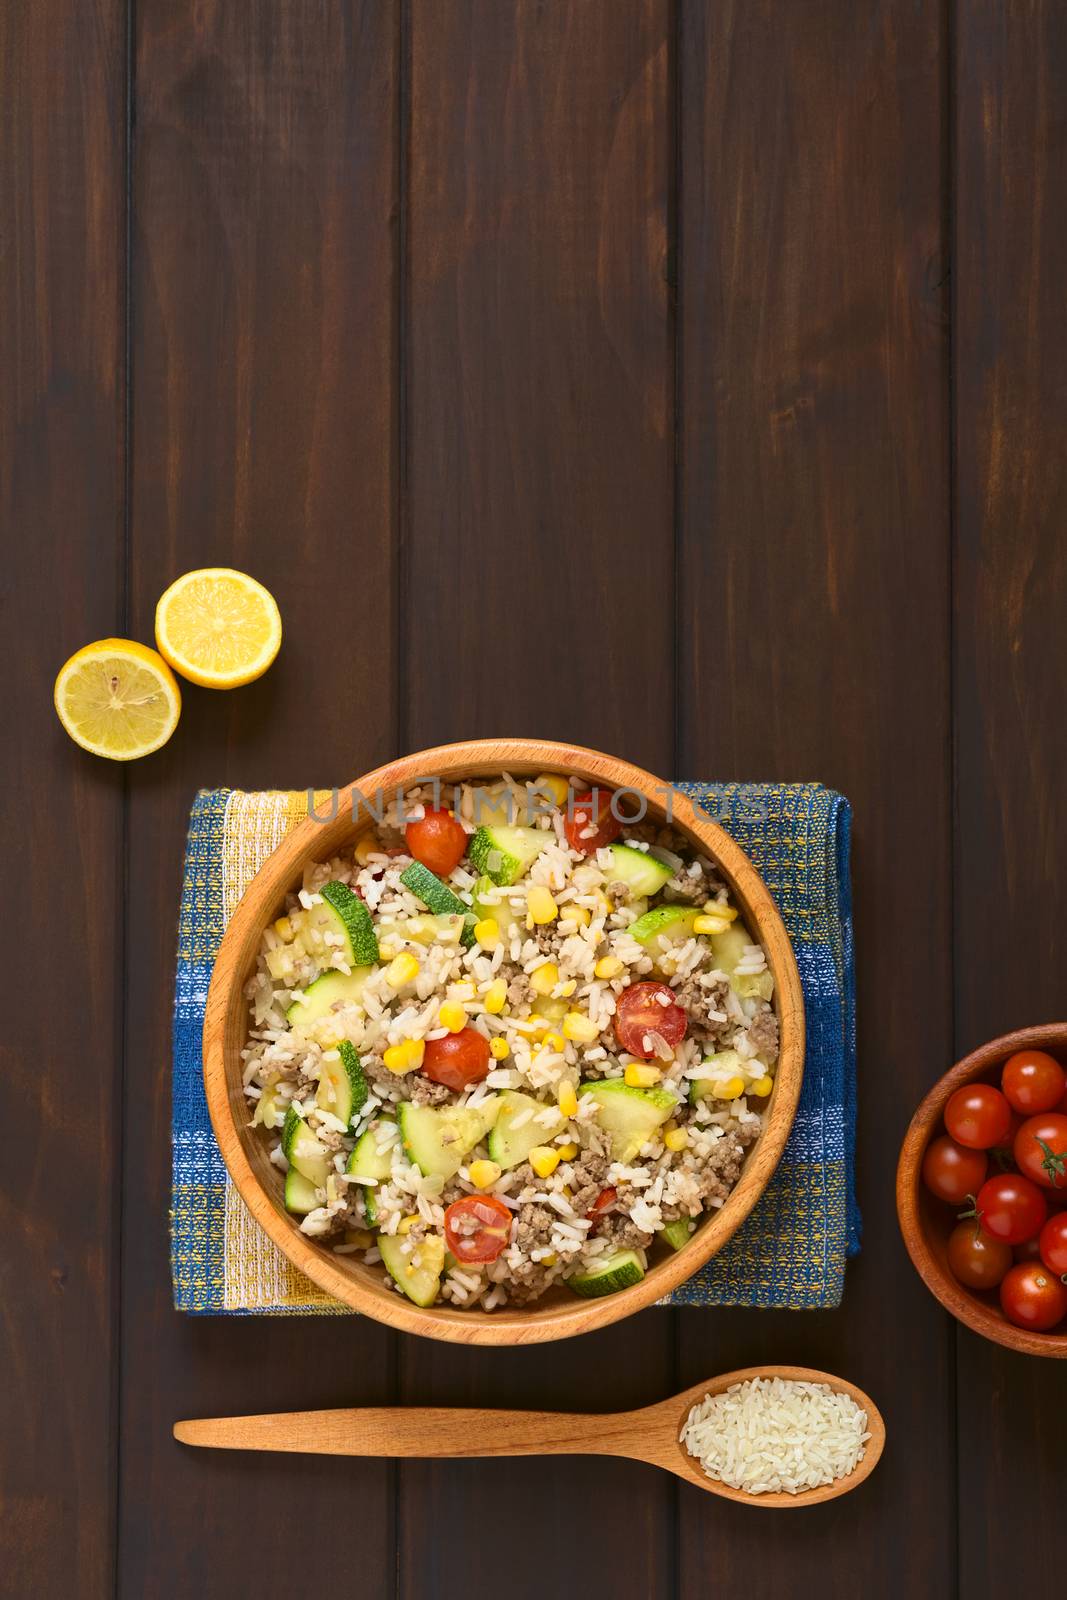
[944,1083,1013,1150]
[922,1135,988,1205]
[444,1195,513,1264]
[946,1221,1013,1291]
[421,1028,491,1092]
[563,791,623,856]
[404,807,468,877]
[1001,1050,1066,1116]
[587,1186,617,1222]
[1014,1113,1067,1191]
[999,1260,1067,1332]
[1039,1211,1067,1277]
[975,1172,1048,1245]
[615,981,687,1060]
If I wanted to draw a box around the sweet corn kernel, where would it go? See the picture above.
[712,1075,746,1099]
[625,1063,662,1087]
[438,1000,467,1033]
[558,979,577,997]
[693,914,730,936]
[558,1081,579,1118]
[273,915,294,942]
[562,1011,600,1043]
[563,904,592,928]
[396,1215,419,1234]
[344,1228,374,1249]
[541,1252,558,1267]
[383,1039,425,1074]
[468,1159,502,1189]
[557,1142,579,1161]
[385,951,420,988]
[703,899,738,921]
[596,891,613,916]
[377,941,397,961]
[542,1032,566,1054]
[354,835,381,866]
[473,917,500,948]
[484,978,508,1014]
[529,1145,562,1178]
[534,773,571,807]
[530,962,559,996]
[594,955,623,979]
[664,1125,689,1151]
[526,886,558,924]
[490,1037,510,1060]
[750,1074,774,1097]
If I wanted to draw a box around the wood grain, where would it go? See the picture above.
[399,6,678,1594]
[954,5,1067,1593]
[675,0,952,1592]
[0,2,126,1595]
[204,739,804,1337]
[118,4,400,1597]
[173,1365,886,1509]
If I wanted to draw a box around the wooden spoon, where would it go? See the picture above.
[174,1363,884,1508]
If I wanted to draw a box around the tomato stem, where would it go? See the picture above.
[1037,1137,1067,1187]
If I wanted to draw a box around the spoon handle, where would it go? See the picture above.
[174,1405,640,1461]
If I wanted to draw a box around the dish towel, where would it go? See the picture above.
[172,783,859,1315]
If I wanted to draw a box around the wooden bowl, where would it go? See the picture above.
[204,738,805,1344]
[896,1023,1067,1358]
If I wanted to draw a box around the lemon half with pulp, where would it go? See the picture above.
[155,567,282,688]
[54,639,182,760]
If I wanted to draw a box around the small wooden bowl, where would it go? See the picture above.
[204,738,805,1344]
[896,1023,1067,1358]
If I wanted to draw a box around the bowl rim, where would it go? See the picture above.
[203,737,805,1344]
[896,1021,1067,1359]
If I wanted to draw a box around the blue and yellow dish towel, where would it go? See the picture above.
[172,783,859,1315]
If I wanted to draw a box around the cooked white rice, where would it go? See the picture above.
[681,1377,871,1495]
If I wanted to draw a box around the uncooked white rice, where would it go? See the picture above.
[680,1377,871,1495]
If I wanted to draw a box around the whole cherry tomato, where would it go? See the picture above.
[999,1261,1067,1331]
[974,1172,1048,1244]
[944,1083,1013,1150]
[444,1195,513,1263]
[1001,1050,1066,1115]
[1014,1113,1067,1191]
[615,981,687,1060]
[1038,1211,1067,1277]
[946,1221,1012,1291]
[405,807,469,877]
[421,1027,491,1092]
[563,791,623,856]
[922,1135,988,1205]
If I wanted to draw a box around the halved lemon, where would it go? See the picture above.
[54,639,182,760]
[155,567,282,688]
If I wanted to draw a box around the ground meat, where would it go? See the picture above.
[663,861,722,905]
[361,1054,399,1089]
[533,925,559,954]
[596,1212,654,1251]
[747,1007,779,1063]
[507,973,535,1005]
[407,1074,453,1107]
[506,1265,559,1304]
[567,1152,611,1215]
[514,1201,558,1253]
[606,880,631,906]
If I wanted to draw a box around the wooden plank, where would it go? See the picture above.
[119,4,400,1595]
[954,8,1067,1595]
[676,1,953,1591]
[0,2,126,1595]
[400,3,676,1596]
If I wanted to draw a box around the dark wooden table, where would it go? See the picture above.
[4,3,1066,1595]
